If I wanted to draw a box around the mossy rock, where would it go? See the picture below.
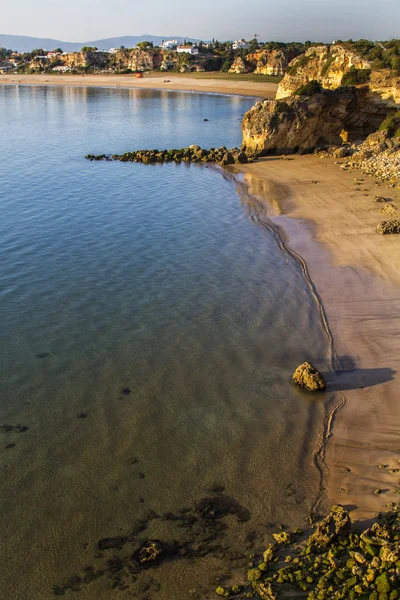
[292,362,326,392]
[272,531,291,544]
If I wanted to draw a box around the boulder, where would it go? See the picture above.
[292,362,326,392]
[220,152,235,166]
[376,220,400,234]
[380,203,397,215]
[310,505,351,547]
[134,539,164,565]
[234,151,249,164]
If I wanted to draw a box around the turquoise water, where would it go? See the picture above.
[0,85,330,599]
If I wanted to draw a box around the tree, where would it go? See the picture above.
[53,48,63,54]
[136,41,153,50]
[81,46,98,52]
[0,47,13,59]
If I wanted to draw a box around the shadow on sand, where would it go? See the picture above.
[327,355,396,392]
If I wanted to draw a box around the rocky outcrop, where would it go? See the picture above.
[310,505,351,546]
[292,362,326,392]
[241,87,392,156]
[276,45,371,99]
[369,70,400,107]
[341,130,400,184]
[229,50,295,76]
[109,48,163,71]
[62,51,110,69]
[228,56,252,74]
[85,146,250,167]
[377,220,400,234]
[250,50,290,76]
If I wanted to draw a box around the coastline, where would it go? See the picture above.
[233,155,400,520]
[0,73,278,98]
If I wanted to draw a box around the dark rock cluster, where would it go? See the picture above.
[217,505,400,599]
[85,145,249,167]
[376,220,400,235]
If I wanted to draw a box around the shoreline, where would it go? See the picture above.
[232,155,400,520]
[0,73,278,98]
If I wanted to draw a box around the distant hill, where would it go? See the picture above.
[0,34,203,53]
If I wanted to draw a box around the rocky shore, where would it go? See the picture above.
[85,145,250,166]
[217,505,400,599]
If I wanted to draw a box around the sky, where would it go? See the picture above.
[1,0,399,42]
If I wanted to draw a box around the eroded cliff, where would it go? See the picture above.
[241,87,392,156]
[277,45,371,98]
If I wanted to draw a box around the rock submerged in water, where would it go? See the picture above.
[292,362,326,391]
[134,540,164,565]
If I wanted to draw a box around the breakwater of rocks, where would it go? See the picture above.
[85,145,251,166]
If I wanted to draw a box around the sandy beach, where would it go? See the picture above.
[0,73,279,98]
[234,155,400,521]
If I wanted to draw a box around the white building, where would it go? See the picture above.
[177,46,199,55]
[233,39,249,50]
[52,66,71,72]
[161,40,178,49]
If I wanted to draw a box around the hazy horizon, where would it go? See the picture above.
[1,0,399,43]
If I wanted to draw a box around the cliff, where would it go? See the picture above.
[229,49,294,76]
[250,49,291,76]
[228,57,252,74]
[110,49,163,71]
[61,51,110,69]
[241,87,391,156]
[276,45,371,99]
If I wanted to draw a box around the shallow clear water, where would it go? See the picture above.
[0,85,330,599]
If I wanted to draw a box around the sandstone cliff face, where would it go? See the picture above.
[110,49,163,71]
[228,57,252,74]
[241,87,391,156]
[250,50,290,76]
[276,45,370,99]
[228,50,291,76]
[369,70,400,107]
[62,51,110,69]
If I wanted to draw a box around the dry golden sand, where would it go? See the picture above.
[234,155,400,521]
[0,73,278,98]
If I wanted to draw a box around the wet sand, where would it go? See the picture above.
[234,155,400,520]
[0,73,278,98]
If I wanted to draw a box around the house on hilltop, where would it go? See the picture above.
[177,45,199,55]
[233,39,249,50]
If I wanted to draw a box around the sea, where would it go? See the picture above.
[0,84,330,599]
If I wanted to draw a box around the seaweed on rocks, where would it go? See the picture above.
[215,505,400,600]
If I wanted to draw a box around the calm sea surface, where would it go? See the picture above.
[0,85,330,599]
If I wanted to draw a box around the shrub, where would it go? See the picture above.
[321,56,335,77]
[379,112,400,136]
[341,67,371,86]
[274,101,293,113]
[286,53,310,75]
[294,80,322,96]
